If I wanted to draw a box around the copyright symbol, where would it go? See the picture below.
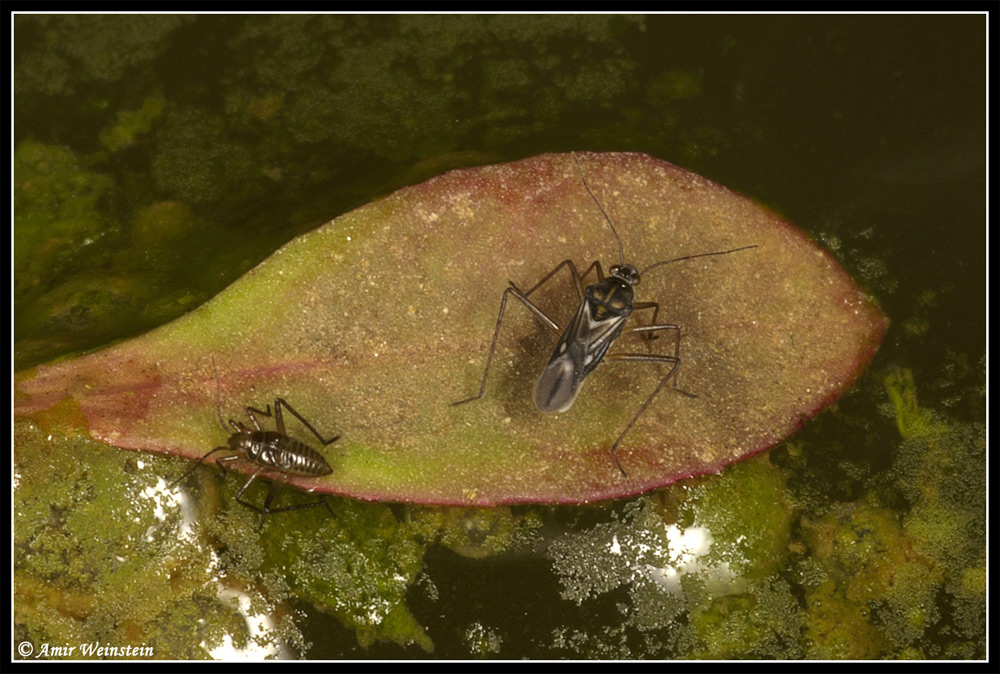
[17,641,34,657]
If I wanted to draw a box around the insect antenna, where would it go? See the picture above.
[640,245,759,275]
[573,152,625,267]
[210,355,239,434]
[168,356,232,489]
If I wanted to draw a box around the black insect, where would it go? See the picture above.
[453,153,756,478]
[170,358,339,529]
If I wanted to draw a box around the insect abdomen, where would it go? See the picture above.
[246,431,333,476]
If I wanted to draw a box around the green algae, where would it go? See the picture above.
[540,368,984,659]
[13,418,269,659]
[546,456,803,658]
[99,94,166,153]
[14,415,543,657]
[12,341,983,660]
[13,140,115,300]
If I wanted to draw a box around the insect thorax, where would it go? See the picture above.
[586,276,635,321]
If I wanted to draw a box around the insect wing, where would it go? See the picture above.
[533,298,627,414]
[534,350,582,414]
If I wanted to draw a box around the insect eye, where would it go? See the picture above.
[614,264,640,286]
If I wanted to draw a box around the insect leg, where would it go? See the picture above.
[274,398,339,446]
[454,259,601,407]
[215,452,242,470]
[168,446,230,488]
[259,496,335,518]
[631,302,662,340]
[262,496,335,519]
[604,320,699,478]
[245,404,273,432]
[233,468,267,529]
[237,475,335,530]
[620,319,698,396]
[263,485,335,525]
[517,259,603,301]
[452,285,559,406]
[600,354,686,479]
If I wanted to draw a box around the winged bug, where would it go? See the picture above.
[169,357,339,530]
[453,153,757,478]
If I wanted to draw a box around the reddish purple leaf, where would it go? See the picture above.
[14,153,888,504]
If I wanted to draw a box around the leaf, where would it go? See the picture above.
[14,152,888,504]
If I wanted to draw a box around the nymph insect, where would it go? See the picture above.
[169,357,339,529]
[453,153,756,478]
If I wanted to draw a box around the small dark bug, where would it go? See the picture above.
[170,358,339,529]
[453,153,756,478]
